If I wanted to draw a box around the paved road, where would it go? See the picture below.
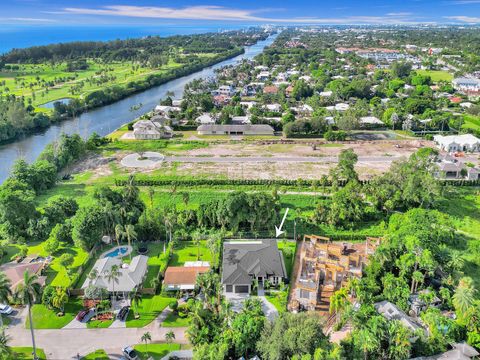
[164,155,402,163]
[6,307,187,360]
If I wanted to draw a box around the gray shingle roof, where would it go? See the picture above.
[222,239,285,285]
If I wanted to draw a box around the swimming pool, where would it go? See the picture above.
[103,246,128,258]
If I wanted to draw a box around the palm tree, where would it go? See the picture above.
[0,330,12,359]
[52,287,68,313]
[453,277,476,316]
[87,269,98,286]
[0,273,12,329]
[141,332,151,357]
[329,287,349,325]
[14,271,41,360]
[124,225,137,260]
[147,187,155,208]
[104,265,121,312]
[357,327,378,360]
[115,224,126,248]
[130,290,143,318]
[192,231,202,261]
[165,330,175,344]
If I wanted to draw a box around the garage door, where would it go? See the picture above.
[235,285,249,294]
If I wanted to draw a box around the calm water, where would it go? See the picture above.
[0,24,256,54]
[0,34,276,182]
[40,98,72,109]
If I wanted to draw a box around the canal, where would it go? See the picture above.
[0,34,277,182]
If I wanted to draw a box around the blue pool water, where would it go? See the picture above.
[104,247,128,258]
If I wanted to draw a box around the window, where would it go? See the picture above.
[235,285,249,293]
[226,285,233,293]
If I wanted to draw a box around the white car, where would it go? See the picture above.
[0,304,13,315]
[122,346,139,360]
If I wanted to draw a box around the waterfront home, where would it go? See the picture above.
[133,120,173,140]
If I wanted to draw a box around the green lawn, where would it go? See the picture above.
[133,343,181,360]
[87,318,114,329]
[266,290,288,313]
[82,349,110,360]
[162,311,191,327]
[11,347,47,360]
[416,69,453,82]
[462,115,480,131]
[126,295,174,328]
[170,240,212,266]
[277,240,297,278]
[26,298,83,329]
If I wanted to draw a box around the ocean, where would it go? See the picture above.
[0,24,255,54]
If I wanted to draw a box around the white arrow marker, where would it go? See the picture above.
[275,208,289,238]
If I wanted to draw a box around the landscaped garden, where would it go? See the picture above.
[26,297,83,329]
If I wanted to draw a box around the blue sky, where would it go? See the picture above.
[1,0,480,26]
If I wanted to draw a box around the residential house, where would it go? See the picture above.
[263,86,279,95]
[408,290,442,316]
[264,104,282,113]
[374,300,425,336]
[256,71,270,81]
[0,257,48,291]
[434,155,480,180]
[197,124,275,136]
[360,116,384,128]
[410,342,479,360]
[154,105,181,117]
[433,134,480,153]
[289,235,379,314]
[222,239,287,294]
[216,85,236,97]
[163,262,210,291]
[231,115,251,125]
[133,120,173,140]
[82,255,148,297]
[452,77,480,97]
[196,113,216,125]
[291,104,313,116]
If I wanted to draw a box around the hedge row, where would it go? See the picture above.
[114,178,480,188]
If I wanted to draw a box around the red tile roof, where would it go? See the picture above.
[163,266,210,286]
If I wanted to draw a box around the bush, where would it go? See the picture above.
[169,300,179,313]
[324,130,347,141]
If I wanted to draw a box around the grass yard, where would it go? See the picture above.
[277,240,297,278]
[87,318,114,329]
[265,290,288,313]
[416,69,453,82]
[133,343,182,360]
[126,295,174,328]
[11,347,47,360]
[462,115,480,131]
[162,310,191,327]
[82,349,110,360]
[26,298,83,329]
[170,240,212,266]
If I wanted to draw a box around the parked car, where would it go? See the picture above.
[76,310,88,321]
[117,306,130,321]
[122,346,139,360]
[0,304,13,315]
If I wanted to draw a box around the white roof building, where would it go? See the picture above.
[264,104,282,112]
[196,113,216,125]
[82,255,148,293]
[433,134,480,153]
[360,116,384,125]
[133,120,173,140]
[335,103,350,111]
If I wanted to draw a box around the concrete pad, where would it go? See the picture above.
[109,319,126,328]
[63,317,87,329]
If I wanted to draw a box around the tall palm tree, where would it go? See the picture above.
[104,265,121,312]
[124,225,137,261]
[52,287,68,313]
[130,289,143,318]
[329,287,349,325]
[141,332,151,357]
[14,271,41,360]
[87,269,98,286]
[0,273,12,329]
[192,231,202,261]
[115,224,126,248]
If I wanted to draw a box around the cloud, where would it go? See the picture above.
[445,15,480,22]
[60,5,423,24]
[0,17,56,22]
[386,12,413,16]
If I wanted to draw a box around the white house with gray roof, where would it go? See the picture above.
[82,255,148,297]
[197,124,274,136]
[222,239,286,294]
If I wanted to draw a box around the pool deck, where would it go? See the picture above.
[100,245,133,259]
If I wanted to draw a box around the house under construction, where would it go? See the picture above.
[288,235,380,315]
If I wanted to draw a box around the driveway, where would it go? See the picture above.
[224,293,278,322]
